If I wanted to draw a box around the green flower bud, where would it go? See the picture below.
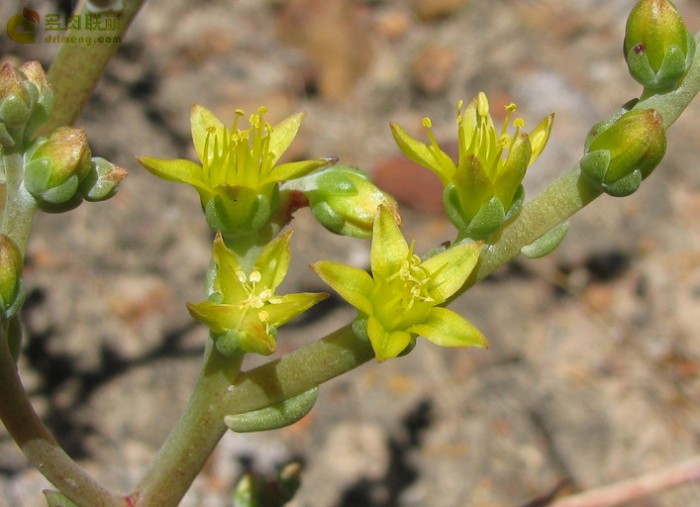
[0,63,33,128]
[301,165,400,238]
[0,234,24,318]
[581,109,666,197]
[78,157,127,202]
[19,61,54,140]
[0,61,53,151]
[24,127,92,207]
[624,0,696,92]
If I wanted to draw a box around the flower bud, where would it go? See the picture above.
[19,61,54,140]
[24,127,92,207]
[624,0,696,92]
[0,61,53,150]
[0,235,24,318]
[78,157,127,202]
[302,165,400,238]
[581,109,666,197]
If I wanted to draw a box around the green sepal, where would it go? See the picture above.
[352,314,370,343]
[1,280,26,321]
[504,184,525,221]
[579,149,612,190]
[232,463,302,507]
[211,326,278,358]
[78,157,126,202]
[601,169,643,197]
[443,183,470,231]
[204,185,277,236]
[42,490,79,507]
[521,222,570,259]
[465,196,506,239]
[224,387,318,433]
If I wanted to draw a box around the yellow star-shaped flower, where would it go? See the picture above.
[188,231,328,356]
[138,105,331,234]
[313,207,487,361]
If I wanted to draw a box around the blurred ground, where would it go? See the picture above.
[3,0,700,506]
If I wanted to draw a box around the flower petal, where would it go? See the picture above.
[389,122,455,185]
[408,307,488,348]
[263,292,329,327]
[268,112,305,166]
[422,241,482,302]
[212,234,247,301]
[263,158,334,186]
[137,156,211,198]
[255,230,292,291]
[371,206,408,279]
[187,301,239,334]
[191,105,225,164]
[367,316,412,361]
[528,113,555,166]
[312,261,373,314]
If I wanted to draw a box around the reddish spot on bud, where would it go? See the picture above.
[634,43,646,55]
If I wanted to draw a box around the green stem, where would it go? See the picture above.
[0,322,129,507]
[1,153,37,256]
[131,343,243,507]
[39,0,146,134]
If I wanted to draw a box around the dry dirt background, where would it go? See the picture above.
[3,0,700,506]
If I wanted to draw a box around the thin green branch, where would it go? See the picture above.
[0,323,128,507]
[131,345,244,507]
[1,153,37,256]
[39,0,147,134]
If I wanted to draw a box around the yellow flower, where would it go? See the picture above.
[188,231,328,356]
[138,106,332,234]
[313,207,487,361]
[390,92,554,239]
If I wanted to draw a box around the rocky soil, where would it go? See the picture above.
[3,0,700,506]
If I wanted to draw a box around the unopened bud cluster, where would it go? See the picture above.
[0,61,125,212]
[0,61,53,152]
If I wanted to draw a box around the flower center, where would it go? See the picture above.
[235,269,283,321]
[386,242,434,310]
[202,107,274,191]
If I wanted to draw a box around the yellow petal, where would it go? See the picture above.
[422,241,482,302]
[312,261,373,315]
[528,113,554,166]
[190,105,226,165]
[367,316,412,361]
[371,206,408,279]
[268,112,305,167]
[408,307,488,348]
